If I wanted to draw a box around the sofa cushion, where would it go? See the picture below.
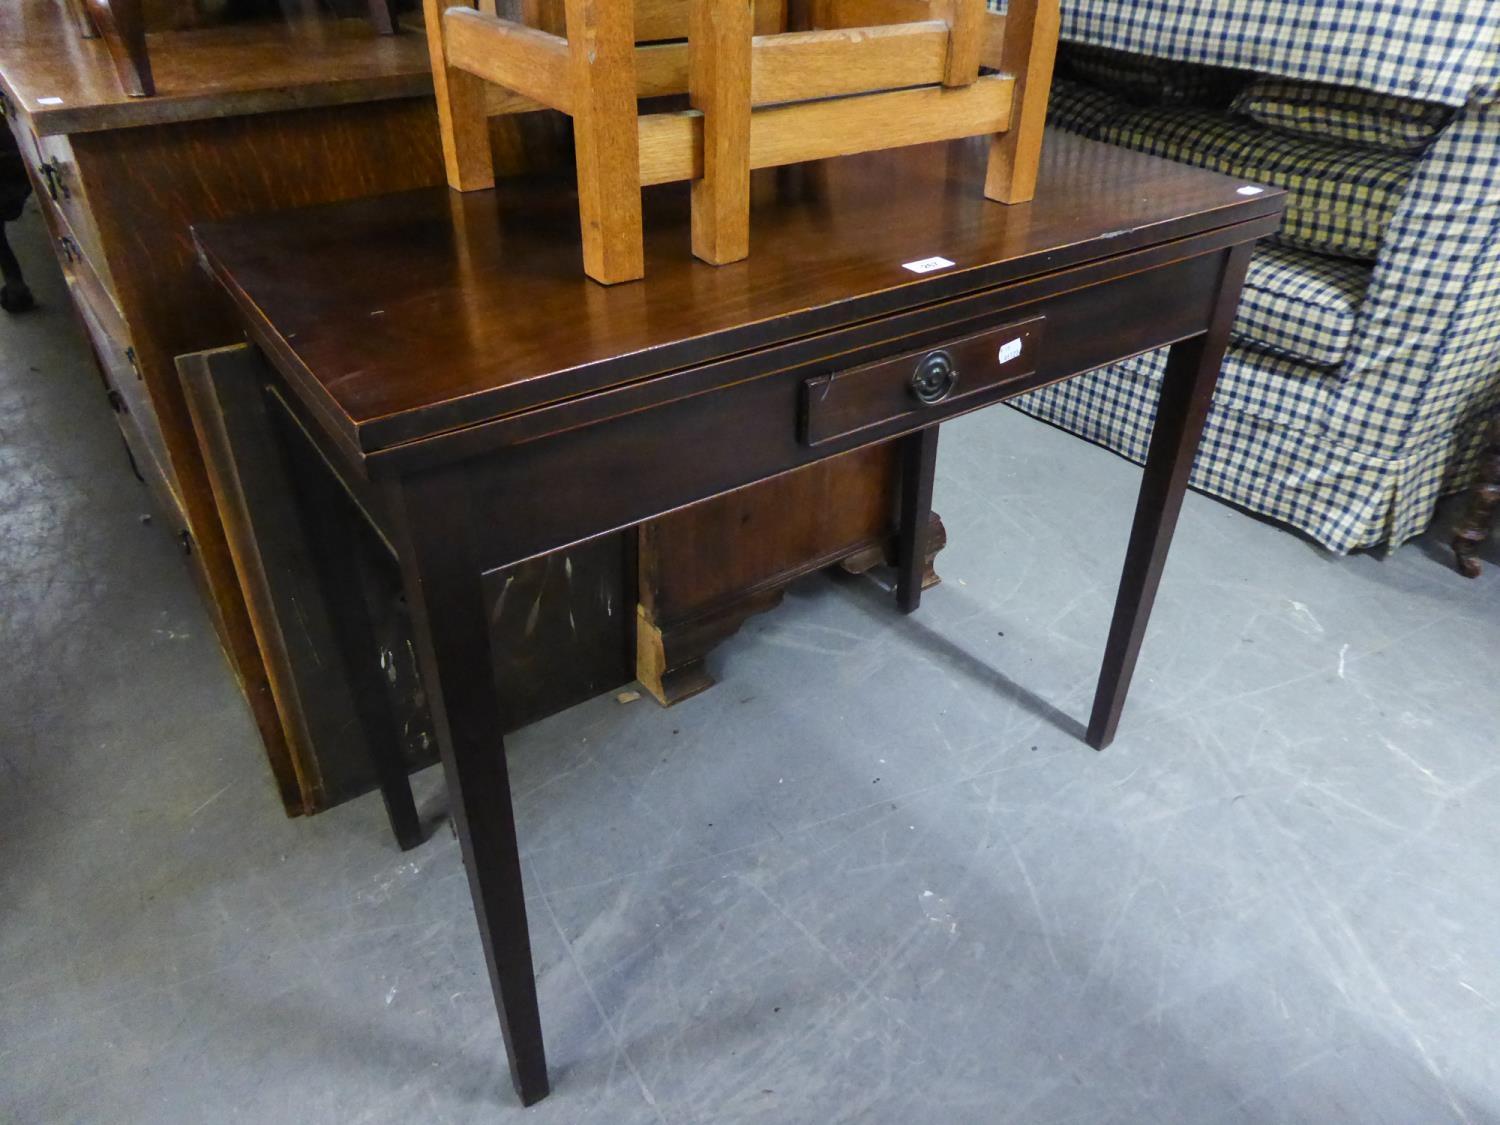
[1095,106,1416,259]
[1046,76,1130,138]
[1062,44,1248,109]
[1231,78,1455,154]
[1232,244,1372,368]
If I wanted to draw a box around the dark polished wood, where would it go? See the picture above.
[1453,417,1500,578]
[195,136,1283,458]
[387,470,550,1107]
[196,131,1283,1104]
[278,403,424,849]
[895,426,940,613]
[1085,240,1255,750]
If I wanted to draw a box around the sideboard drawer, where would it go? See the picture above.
[800,314,1046,446]
[25,129,116,298]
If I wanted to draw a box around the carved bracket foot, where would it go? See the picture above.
[636,588,785,706]
[1453,419,1500,579]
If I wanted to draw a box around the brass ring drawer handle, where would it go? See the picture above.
[910,350,958,405]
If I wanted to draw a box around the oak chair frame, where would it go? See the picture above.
[423,0,1060,284]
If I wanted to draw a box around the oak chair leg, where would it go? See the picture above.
[984,0,1058,204]
[1453,417,1500,578]
[932,0,985,87]
[565,0,645,284]
[424,0,496,191]
[1087,242,1254,749]
[895,425,940,613]
[85,0,155,97]
[388,472,549,1107]
[689,0,753,266]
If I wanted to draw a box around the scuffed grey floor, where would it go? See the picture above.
[4,201,1500,1124]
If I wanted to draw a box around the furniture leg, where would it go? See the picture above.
[388,471,549,1106]
[895,425,940,613]
[1453,417,1500,578]
[366,0,398,35]
[1086,242,1254,749]
[279,414,423,848]
[564,0,644,284]
[423,0,495,191]
[84,0,155,97]
[984,0,1058,204]
[689,0,753,265]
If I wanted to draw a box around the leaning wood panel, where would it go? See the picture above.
[639,73,1014,185]
[749,22,948,105]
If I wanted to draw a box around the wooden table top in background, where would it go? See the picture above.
[194,131,1282,456]
[0,0,432,135]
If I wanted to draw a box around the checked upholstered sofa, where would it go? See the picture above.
[994,1,1500,553]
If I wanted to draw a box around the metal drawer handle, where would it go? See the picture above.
[910,350,957,405]
[39,159,68,201]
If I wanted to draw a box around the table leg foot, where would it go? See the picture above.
[895,426,940,613]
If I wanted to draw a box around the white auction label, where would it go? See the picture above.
[37,97,64,106]
[1237,186,1265,196]
[902,256,955,274]
[998,338,1023,364]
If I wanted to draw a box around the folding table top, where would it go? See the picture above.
[193,130,1282,456]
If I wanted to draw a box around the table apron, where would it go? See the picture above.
[432,243,1234,576]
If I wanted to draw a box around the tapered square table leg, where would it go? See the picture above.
[1087,242,1255,749]
[388,472,550,1105]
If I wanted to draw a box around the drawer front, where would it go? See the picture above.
[55,207,129,338]
[26,130,115,297]
[800,315,1045,446]
[69,274,178,501]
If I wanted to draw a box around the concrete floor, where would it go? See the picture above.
[4,203,1500,1125]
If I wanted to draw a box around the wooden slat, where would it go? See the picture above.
[750,21,947,104]
[984,0,1057,203]
[484,85,547,116]
[818,0,1005,68]
[636,41,691,97]
[636,0,786,39]
[931,0,985,86]
[690,0,753,264]
[565,0,645,283]
[639,73,1014,185]
[577,22,951,107]
[424,0,495,190]
[445,10,573,114]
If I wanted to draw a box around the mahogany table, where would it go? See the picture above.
[193,131,1283,1106]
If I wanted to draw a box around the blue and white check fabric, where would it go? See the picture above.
[1017,98,1500,552]
[1000,0,1500,552]
[988,0,1500,108]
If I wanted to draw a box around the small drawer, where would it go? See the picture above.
[799,314,1045,446]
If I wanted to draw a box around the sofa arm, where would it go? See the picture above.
[1330,100,1500,457]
